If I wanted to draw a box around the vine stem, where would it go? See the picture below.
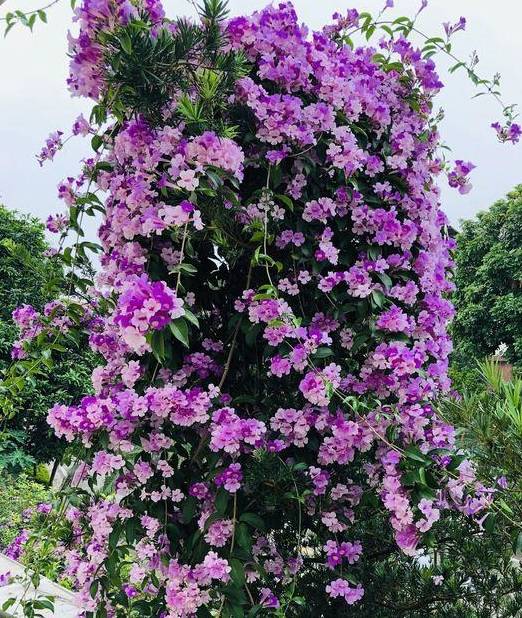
[278,456,303,617]
[263,165,275,290]
[229,491,238,555]
[344,16,514,117]
[0,0,61,21]
[191,260,253,464]
[217,492,239,616]
[175,220,190,294]
[218,260,253,390]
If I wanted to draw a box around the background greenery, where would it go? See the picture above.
[452,185,522,372]
[0,205,93,475]
[0,474,51,549]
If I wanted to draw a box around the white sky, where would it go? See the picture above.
[1,0,521,244]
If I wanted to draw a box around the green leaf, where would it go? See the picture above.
[91,134,103,152]
[371,289,386,309]
[32,600,55,611]
[276,194,294,211]
[205,169,223,189]
[150,330,166,362]
[2,598,16,611]
[483,513,496,534]
[236,522,252,551]
[229,558,245,586]
[184,308,200,328]
[215,489,229,515]
[239,512,266,531]
[377,272,393,289]
[169,318,189,347]
[182,496,197,523]
[314,347,334,359]
[125,518,137,544]
[403,445,432,465]
[447,454,466,472]
[514,531,522,555]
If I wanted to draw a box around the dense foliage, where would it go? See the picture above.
[0,206,93,472]
[298,510,522,617]
[452,185,522,370]
[0,474,51,549]
[2,1,520,617]
[443,360,522,530]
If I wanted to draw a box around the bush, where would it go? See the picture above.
[0,474,51,549]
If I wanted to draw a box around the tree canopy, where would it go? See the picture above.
[453,185,522,368]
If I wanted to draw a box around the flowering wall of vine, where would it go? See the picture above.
[3,0,521,616]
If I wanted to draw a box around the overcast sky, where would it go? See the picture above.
[1,0,521,244]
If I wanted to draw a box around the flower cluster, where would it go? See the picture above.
[113,274,184,353]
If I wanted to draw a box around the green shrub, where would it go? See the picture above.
[0,474,51,549]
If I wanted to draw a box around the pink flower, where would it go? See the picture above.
[177,168,199,191]
[72,113,92,136]
[91,451,125,477]
[200,551,231,582]
[215,463,243,493]
[395,525,419,556]
[36,130,63,166]
[447,160,475,194]
[303,197,337,223]
[186,131,245,180]
[299,372,329,406]
[204,519,233,547]
[326,579,364,605]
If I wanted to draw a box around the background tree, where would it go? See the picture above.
[452,186,522,372]
[0,205,93,475]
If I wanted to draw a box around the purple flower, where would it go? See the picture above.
[417,0,428,15]
[114,274,184,353]
[5,529,30,560]
[215,463,243,493]
[204,519,233,547]
[36,503,52,515]
[326,579,364,605]
[447,160,475,194]
[492,121,522,144]
[36,131,63,166]
[260,588,280,609]
[46,213,69,234]
[496,476,508,489]
[13,2,503,614]
[123,584,138,598]
[443,17,466,38]
[72,113,92,136]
